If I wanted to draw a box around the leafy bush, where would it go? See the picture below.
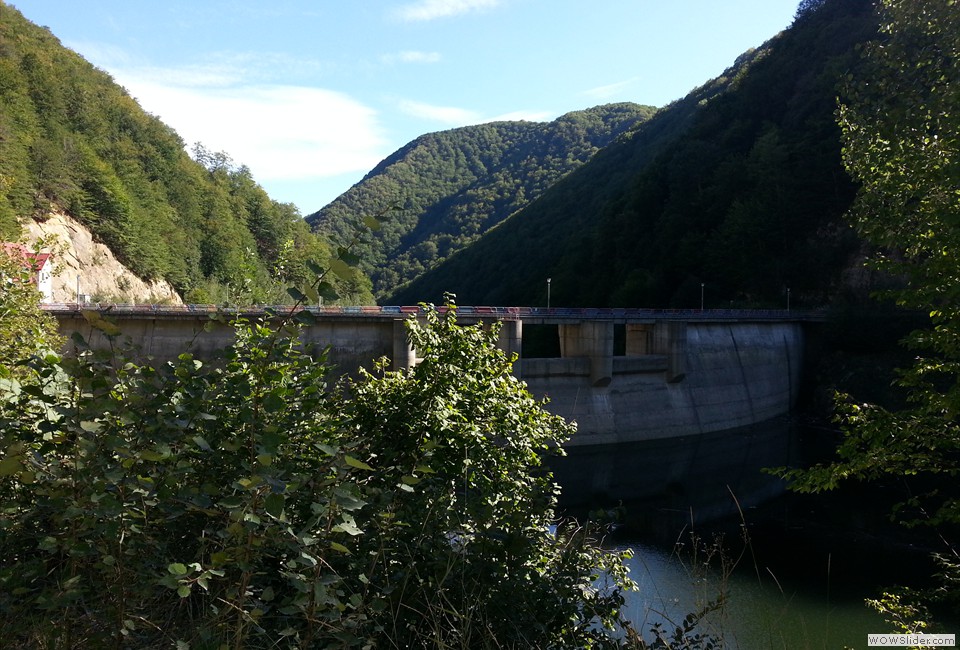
[0,301,639,648]
[0,244,62,371]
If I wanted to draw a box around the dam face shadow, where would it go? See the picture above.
[548,417,799,538]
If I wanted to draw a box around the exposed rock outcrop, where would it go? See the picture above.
[23,211,182,305]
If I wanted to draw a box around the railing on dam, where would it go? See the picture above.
[42,302,825,323]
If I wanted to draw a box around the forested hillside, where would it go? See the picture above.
[0,2,371,305]
[390,0,876,309]
[307,103,655,299]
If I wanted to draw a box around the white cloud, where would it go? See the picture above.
[62,44,387,210]
[397,99,481,125]
[114,72,388,181]
[381,50,442,65]
[397,99,553,128]
[394,0,502,22]
[65,40,135,68]
[126,63,246,89]
[582,77,641,101]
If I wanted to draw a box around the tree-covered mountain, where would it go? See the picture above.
[389,0,876,309]
[306,103,655,299]
[0,2,372,305]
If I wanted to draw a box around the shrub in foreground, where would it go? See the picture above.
[0,302,638,648]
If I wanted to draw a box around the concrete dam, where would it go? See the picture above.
[46,305,811,448]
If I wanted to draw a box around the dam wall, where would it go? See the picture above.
[46,306,808,447]
[522,321,803,446]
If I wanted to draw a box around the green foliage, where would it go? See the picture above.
[389,0,875,308]
[775,0,960,629]
[0,246,62,371]
[0,4,373,305]
[337,304,637,647]
[309,103,655,299]
[865,589,933,636]
[0,298,639,647]
[781,0,960,525]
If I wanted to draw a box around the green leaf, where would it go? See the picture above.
[363,214,382,232]
[330,541,351,554]
[329,258,353,280]
[334,484,366,511]
[306,259,325,276]
[237,476,261,489]
[177,585,191,598]
[334,514,362,536]
[337,247,362,266]
[219,496,243,509]
[94,319,123,337]
[192,436,212,451]
[318,281,339,301]
[344,455,373,471]
[287,287,307,302]
[79,420,102,433]
[264,493,284,518]
[0,456,23,477]
[294,310,317,325]
[316,443,338,457]
[262,392,285,413]
[168,563,189,576]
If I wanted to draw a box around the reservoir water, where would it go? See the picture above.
[549,420,952,647]
[617,539,886,648]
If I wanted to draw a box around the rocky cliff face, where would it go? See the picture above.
[23,211,182,305]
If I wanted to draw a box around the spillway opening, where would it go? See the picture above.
[521,324,561,358]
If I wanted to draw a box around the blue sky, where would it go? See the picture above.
[12,0,802,215]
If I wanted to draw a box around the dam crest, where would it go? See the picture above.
[46,304,814,448]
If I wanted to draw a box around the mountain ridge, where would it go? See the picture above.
[307,103,656,299]
[387,0,875,309]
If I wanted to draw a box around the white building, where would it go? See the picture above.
[2,243,53,303]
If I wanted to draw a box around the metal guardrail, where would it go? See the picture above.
[42,303,826,321]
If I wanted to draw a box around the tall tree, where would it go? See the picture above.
[781,0,959,626]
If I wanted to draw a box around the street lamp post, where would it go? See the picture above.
[700,283,704,311]
[547,278,552,309]
[786,287,791,312]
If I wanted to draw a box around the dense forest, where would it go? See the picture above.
[307,103,655,299]
[389,0,876,310]
[0,2,372,305]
